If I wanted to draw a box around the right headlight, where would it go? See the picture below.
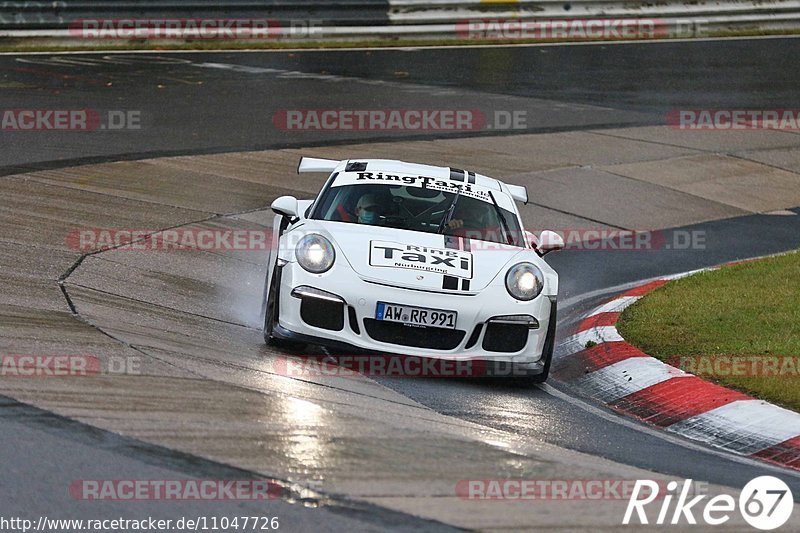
[505,262,544,301]
[295,234,335,273]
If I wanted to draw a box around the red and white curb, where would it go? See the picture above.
[556,268,800,471]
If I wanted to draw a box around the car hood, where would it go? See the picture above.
[308,221,528,293]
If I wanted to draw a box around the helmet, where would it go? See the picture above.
[356,194,382,224]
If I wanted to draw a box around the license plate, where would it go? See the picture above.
[376,302,457,329]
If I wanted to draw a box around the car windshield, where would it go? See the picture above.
[310,182,524,247]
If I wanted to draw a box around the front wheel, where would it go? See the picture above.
[263,266,280,345]
[529,300,557,383]
[263,266,305,351]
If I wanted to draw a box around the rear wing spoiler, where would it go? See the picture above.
[297,156,530,205]
[297,157,340,174]
[506,184,529,205]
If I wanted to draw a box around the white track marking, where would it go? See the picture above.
[575,357,689,403]
[540,383,800,479]
[560,326,623,356]
[668,400,800,455]
[586,295,641,316]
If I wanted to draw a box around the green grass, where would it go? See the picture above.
[617,251,800,411]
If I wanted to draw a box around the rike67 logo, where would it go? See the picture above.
[624,476,794,530]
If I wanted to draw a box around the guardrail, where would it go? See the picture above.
[388,0,800,21]
[0,1,390,29]
[1,0,798,40]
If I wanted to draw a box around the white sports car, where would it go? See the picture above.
[263,157,564,380]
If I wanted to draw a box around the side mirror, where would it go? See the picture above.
[271,196,299,219]
[538,230,565,254]
[524,230,539,249]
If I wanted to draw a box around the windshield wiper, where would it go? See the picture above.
[437,186,462,234]
[488,190,514,245]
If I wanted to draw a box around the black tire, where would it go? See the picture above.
[263,266,280,345]
[263,264,306,351]
[263,215,305,351]
[530,301,558,383]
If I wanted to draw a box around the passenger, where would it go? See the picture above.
[447,202,488,232]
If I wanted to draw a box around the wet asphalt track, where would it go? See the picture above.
[3,36,800,172]
[2,38,800,527]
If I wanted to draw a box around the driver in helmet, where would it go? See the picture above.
[355,193,384,225]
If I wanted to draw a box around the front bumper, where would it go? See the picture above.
[274,260,556,365]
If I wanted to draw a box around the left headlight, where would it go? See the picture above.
[505,262,544,301]
[295,234,335,273]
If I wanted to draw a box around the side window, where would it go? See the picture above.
[323,188,352,221]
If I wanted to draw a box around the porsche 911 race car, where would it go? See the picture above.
[263,157,564,380]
